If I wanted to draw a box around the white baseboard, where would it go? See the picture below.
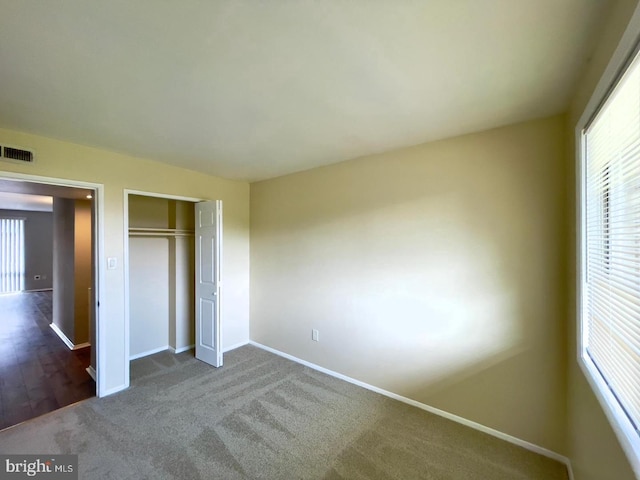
[129,345,169,360]
[133,342,249,359]
[86,366,96,381]
[168,344,194,354]
[249,341,573,475]
[99,383,128,397]
[50,323,74,350]
[24,288,53,292]
[49,323,91,351]
[223,340,249,353]
[166,341,249,355]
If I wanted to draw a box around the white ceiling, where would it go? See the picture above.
[0,192,53,212]
[0,1,611,182]
[0,179,93,211]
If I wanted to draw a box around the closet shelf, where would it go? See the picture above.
[128,227,194,237]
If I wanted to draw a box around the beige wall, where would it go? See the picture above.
[52,197,91,345]
[566,0,640,479]
[129,236,170,356]
[170,235,195,350]
[0,209,53,291]
[52,197,76,342]
[251,114,567,453]
[74,199,92,344]
[0,127,250,394]
[128,195,171,357]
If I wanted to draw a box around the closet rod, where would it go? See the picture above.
[128,227,194,238]
[128,232,194,237]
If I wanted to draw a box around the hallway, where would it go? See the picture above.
[0,291,94,430]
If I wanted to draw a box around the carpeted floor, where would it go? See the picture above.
[0,345,568,479]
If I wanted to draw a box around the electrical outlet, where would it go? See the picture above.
[312,329,319,342]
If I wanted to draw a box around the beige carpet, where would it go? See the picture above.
[0,345,568,479]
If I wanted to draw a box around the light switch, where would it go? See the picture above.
[107,257,117,270]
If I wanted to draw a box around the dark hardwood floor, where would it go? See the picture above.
[0,291,94,430]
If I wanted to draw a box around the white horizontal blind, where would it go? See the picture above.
[584,49,640,437]
[0,218,25,294]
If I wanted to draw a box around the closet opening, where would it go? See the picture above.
[124,191,223,387]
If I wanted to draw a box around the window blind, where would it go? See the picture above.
[0,218,25,294]
[583,49,640,436]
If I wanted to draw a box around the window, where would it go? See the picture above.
[0,218,25,294]
[580,46,640,470]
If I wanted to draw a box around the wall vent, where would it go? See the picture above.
[1,145,35,164]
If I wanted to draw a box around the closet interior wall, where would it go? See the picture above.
[128,195,195,359]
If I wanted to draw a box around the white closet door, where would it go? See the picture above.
[194,201,222,367]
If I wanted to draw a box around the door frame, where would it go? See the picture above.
[123,189,205,387]
[0,171,106,396]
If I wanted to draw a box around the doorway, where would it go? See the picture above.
[0,174,103,428]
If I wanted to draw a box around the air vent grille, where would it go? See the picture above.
[1,146,35,163]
